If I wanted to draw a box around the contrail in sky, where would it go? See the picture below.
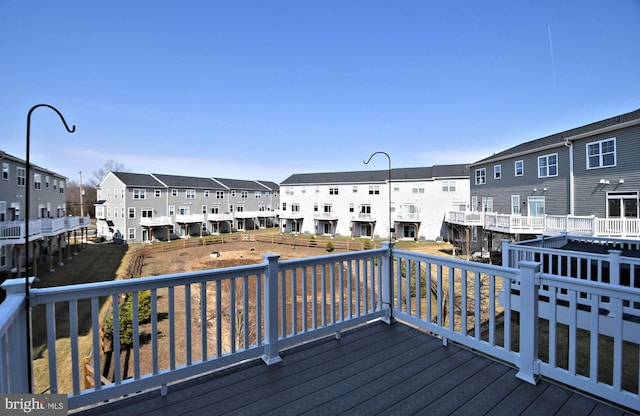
[547,26,557,94]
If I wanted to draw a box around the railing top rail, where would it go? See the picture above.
[29,261,269,306]
[278,248,386,269]
[540,272,640,300]
[393,248,520,279]
[0,295,25,336]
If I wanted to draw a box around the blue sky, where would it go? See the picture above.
[1,1,639,184]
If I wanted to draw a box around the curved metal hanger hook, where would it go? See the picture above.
[27,103,76,134]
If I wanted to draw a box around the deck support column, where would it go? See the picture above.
[262,253,282,365]
[516,261,541,385]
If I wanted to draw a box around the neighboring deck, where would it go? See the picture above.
[72,322,629,416]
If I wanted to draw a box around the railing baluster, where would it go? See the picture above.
[291,268,297,335]
[132,292,140,379]
[69,299,80,395]
[230,278,236,353]
[321,265,327,325]
[311,266,317,329]
[112,294,121,385]
[216,280,222,357]
[243,275,249,349]
[330,262,336,323]
[302,267,308,332]
[185,284,192,365]
[168,286,175,370]
[151,289,158,374]
[91,297,101,390]
[46,302,58,393]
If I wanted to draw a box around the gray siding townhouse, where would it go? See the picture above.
[212,178,279,231]
[448,108,640,253]
[1,150,87,279]
[96,172,280,243]
[280,165,469,241]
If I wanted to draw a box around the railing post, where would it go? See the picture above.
[0,277,35,393]
[516,261,540,384]
[262,253,282,365]
[381,241,395,324]
[501,239,511,268]
[607,250,622,318]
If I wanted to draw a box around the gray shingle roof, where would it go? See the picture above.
[280,164,470,185]
[472,108,640,166]
[151,174,224,189]
[213,178,271,191]
[112,172,165,187]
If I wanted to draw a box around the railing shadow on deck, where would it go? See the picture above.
[1,242,639,413]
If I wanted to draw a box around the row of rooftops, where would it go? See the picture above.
[5,107,639,189]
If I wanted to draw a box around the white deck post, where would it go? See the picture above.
[515,261,540,385]
[381,242,395,324]
[262,254,282,365]
[501,239,511,268]
[0,277,35,393]
[607,250,622,317]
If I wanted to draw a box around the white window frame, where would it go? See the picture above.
[474,168,486,185]
[154,189,162,198]
[441,181,456,192]
[494,165,501,179]
[587,138,616,169]
[185,189,196,199]
[17,167,26,187]
[133,189,146,199]
[128,228,136,240]
[171,189,178,197]
[511,195,521,215]
[538,153,558,178]
[2,163,9,180]
[128,207,136,218]
[514,160,524,176]
[34,173,42,190]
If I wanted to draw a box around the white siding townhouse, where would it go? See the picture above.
[447,108,640,253]
[95,172,279,243]
[279,165,470,241]
[0,150,89,279]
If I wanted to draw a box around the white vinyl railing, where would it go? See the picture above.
[1,243,638,412]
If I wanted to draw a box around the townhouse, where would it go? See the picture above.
[0,150,88,278]
[279,165,470,241]
[95,172,279,243]
[447,108,640,253]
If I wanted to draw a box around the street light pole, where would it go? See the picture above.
[25,104,75,393]
[363,151,392,242]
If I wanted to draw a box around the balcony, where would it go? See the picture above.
[175,214,204,223]
[446,211,640,238]
[0,216,89,244]
[233,210,277,219]
[351,212,376,222]
[313,211,339,220]
[1,245,638,414]
[206,213,234,221]
[139,216,173,227]
[279,211,304,220]
[393,212,421,222]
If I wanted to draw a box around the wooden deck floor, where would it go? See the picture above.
[72,321,632,416]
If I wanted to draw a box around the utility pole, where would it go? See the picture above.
[79,171,84,217]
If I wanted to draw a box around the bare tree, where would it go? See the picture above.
[90,159,128,187]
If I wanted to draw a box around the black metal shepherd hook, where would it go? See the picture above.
[25,104,75,393]
[363,151,392,242]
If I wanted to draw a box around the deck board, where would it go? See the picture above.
[72,321,630,416]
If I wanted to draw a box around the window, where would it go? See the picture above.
[202,205,207,214]
[514,160,524,176]
[291,204,300,212]
[323,204,333,213]
[17,167,26,186]
[133,189,146,199]
[442,181,456,192]
[412,183,425,193]
[1,246,6,268]
[1,163,7,180]
[121,189,124,199]
[285,187,294,196]
[494,165,501,179]
[114,188,118,199]
[241,191,248,198]
[236,205,244,212]
[368,185,380,195]
[128,207,135,218]
[481,197,494,213]
[53,179,58,190]
[128,228,136,240]
[314,203,318,212]
[281,202,286,210]
[528,196,545,217]
[587,138,616,169]
[255,191,261,198]
[141,208,152,218]
[45,176,49,188]
[475,168,486,185]
[59,182,64,194]
[168,205,175,216]
[231,190,236,197]
[185,189,196,199]
[121,207,125,218]
[204,190,210,197]
[210,206,219,214]
[349,203,354,213]
[34,173,42,190]
[360,204,371,214]
[353,186,358,193]
[538,153,558,178]
[329,187,339,195]
[511,195,521,215]
[0,202,5,221]
[171,189,178,197]
[216,191,224,199]
[301,187,306,194]
[155,189,162,198]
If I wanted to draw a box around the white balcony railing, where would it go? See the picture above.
[139,216,173,227]
[446,211,640,238]
[1,244,638,412]
[175,214,204,223]
[0,216,91,243]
